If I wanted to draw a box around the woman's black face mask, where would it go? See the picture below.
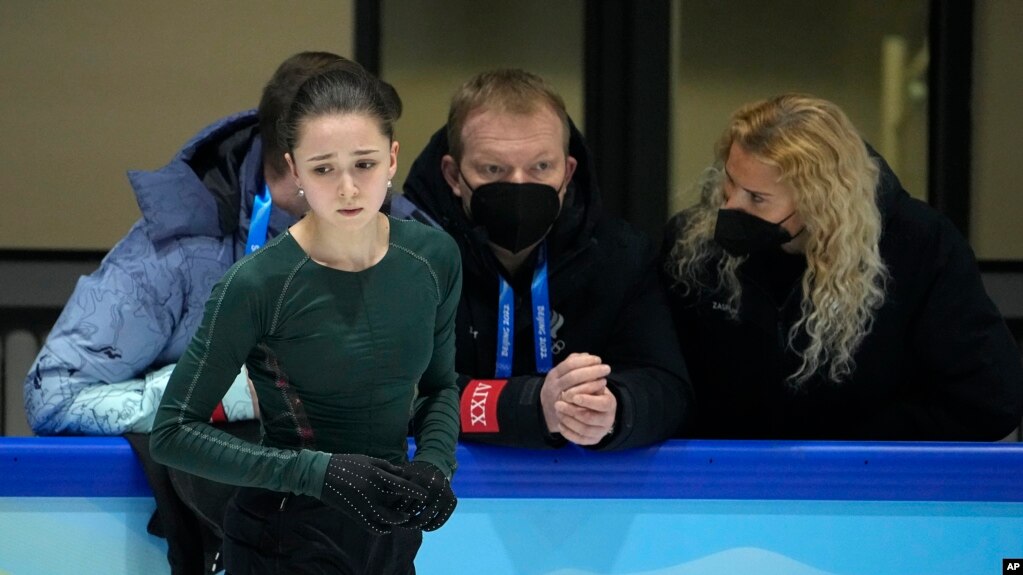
[461,172,562,254]
[713,208,798,257]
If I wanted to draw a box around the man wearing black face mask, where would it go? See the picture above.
[390,69,692,450]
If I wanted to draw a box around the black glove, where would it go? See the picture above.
[402,460,457,531]
[320,454,429,534]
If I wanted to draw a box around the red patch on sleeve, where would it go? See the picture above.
[460,379,507,433]
[210,402,227,423]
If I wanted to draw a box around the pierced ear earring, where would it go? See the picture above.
[387,180,393,192]
[297,188,305,198]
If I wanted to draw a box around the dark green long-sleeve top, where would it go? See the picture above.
[151,217,461,499]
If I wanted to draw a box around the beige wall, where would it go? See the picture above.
[670,0,929,214]
[2,1,1020,259]
[972,0,1023,259]
[0,0,353,250]
[379,0,584,194]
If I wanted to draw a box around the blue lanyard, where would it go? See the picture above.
[245,184,273,255]
[495,243,553,377]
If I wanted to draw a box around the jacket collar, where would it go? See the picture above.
[401,118,603,276]
[868,143,909,228]
[126,110,284,243]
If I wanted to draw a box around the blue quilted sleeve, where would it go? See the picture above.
[24,221,186,435]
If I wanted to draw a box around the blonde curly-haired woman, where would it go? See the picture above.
[662,93,1022,441]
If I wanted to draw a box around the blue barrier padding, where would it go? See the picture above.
[458,439,1023,502]
[0,437,151,497]
[3,437,1022,501]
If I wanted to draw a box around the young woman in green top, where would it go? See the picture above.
[151,60,461,574]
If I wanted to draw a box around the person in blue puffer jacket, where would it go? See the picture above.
[23,51,364,575]
[22,53,352,436]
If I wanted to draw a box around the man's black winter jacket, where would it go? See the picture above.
[396,124,692,449]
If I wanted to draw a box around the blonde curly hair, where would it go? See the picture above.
[667,94,888,385]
